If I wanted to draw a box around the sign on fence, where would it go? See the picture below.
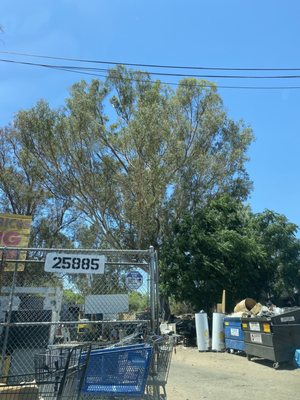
[44,253,106,274]
[85,294,129,314]
[126,271,143,290]
[0,213,32,271]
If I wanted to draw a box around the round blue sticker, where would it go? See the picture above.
[126,271,143,290]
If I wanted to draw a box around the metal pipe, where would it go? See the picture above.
[0,246,151,256]
[0,319,149,327]
[0,259,149,267]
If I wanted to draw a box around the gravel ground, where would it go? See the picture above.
[166,345,300,400]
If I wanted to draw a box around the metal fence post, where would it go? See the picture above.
[149,246,157,333]
[154,249,160,330]
[0,248,20,376]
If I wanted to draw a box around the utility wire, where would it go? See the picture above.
[3,57,300,79]
[2,57,300,90]
[1,50,300,72]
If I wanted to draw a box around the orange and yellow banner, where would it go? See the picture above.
[0,213,32,271]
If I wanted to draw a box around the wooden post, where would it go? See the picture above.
[221,290,226,313]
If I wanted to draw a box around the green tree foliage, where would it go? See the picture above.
[0,127,45,216]
[160,196,300,311]
[8,67,253,250]
[0,126,77,286]
[63,289,84,304]
[0,126,79,248]
[128,291,148,313]
[253,210,300,305]
[160,196,266,311]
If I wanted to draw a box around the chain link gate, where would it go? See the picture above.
[0,246,159,381]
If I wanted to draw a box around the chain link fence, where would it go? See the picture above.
[0,246,159,380]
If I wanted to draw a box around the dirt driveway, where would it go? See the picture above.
[166,345,300,400]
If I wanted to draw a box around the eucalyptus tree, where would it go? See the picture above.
[0,125,79,248]
[10,66,253,250]
[0,126,45,216]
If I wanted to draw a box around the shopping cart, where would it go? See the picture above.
[80,343,153,399]
[0,344,91,400]
[83,332,173,400]
[145,336,174,400]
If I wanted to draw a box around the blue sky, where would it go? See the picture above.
[1,0,300,231]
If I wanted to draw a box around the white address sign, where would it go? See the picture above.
[45,253,106,274]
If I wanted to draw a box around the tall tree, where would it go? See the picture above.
[0,127,45,216]
[0,126,80,248]
[160,197,300,311]
[160,196,268,312]
[168,79,252,217]
[253,210,300,305]
[7,67,253,250]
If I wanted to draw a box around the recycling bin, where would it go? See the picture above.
[242,308,300,368]
[224,317,245,353]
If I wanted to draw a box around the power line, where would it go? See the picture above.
[1,50,300,72]
[3,57,300,79]
[2,57,300,90]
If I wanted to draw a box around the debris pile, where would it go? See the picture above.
[231,297,294,318]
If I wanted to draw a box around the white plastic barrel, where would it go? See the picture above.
[195,312,209,351]
[211,312,225,351]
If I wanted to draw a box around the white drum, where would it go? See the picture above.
[212,312,225,351]
[195,312,209,351]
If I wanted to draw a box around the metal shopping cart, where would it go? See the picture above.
[145,336,174,400]
[87,329,176,400]
[0,344,91,400]
[80,343,153,399]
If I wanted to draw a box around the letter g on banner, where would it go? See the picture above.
[0,231,22,246]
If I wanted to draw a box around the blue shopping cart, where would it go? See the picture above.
[81,344,153,398]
